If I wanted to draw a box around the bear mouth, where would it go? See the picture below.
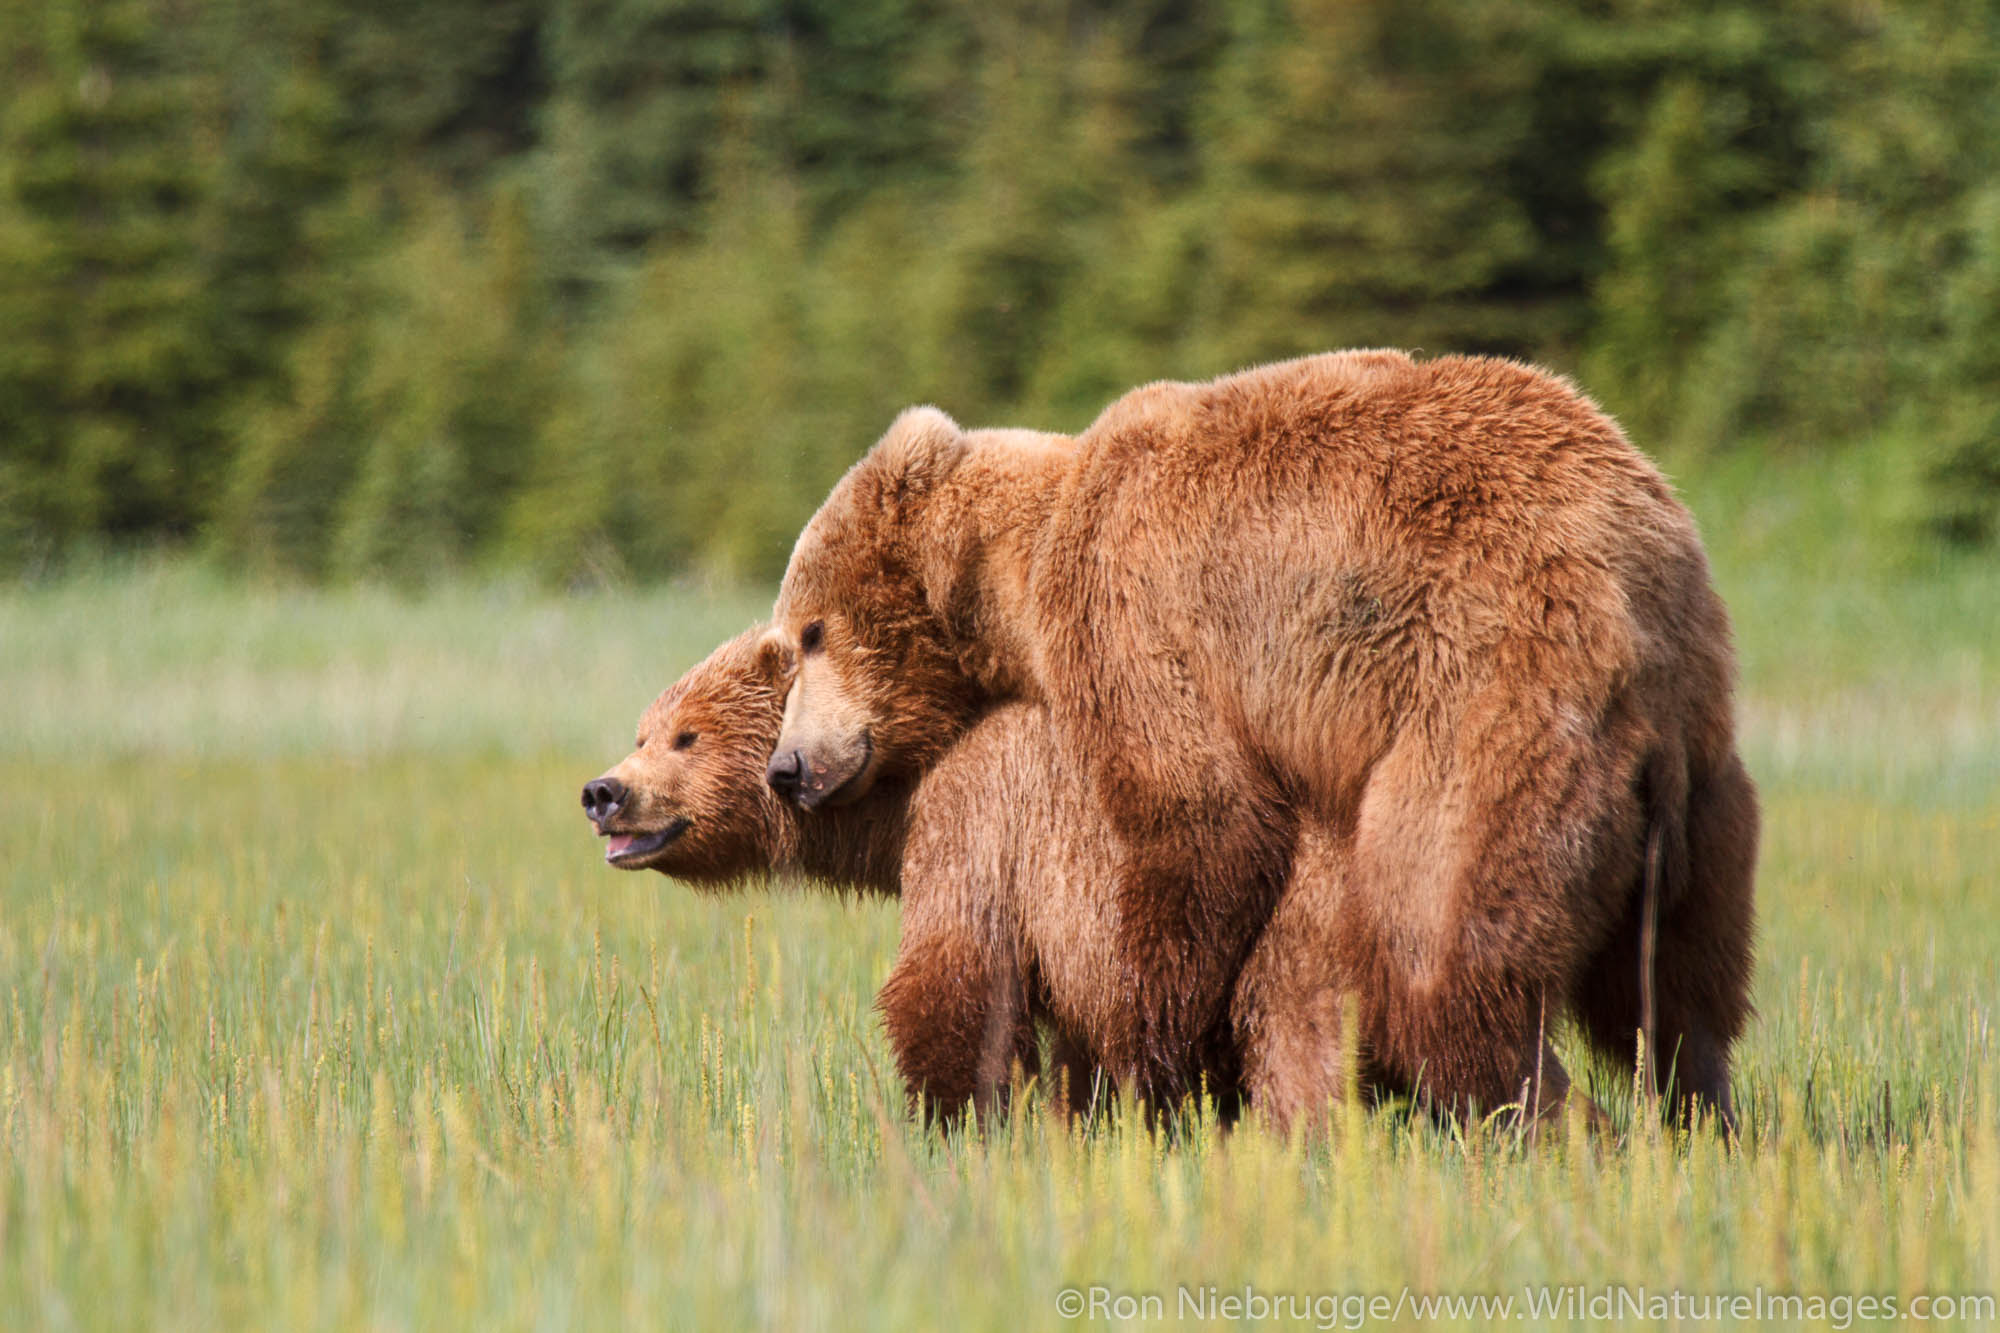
[602,817,692,867]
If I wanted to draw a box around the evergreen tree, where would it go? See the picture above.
[1187,0,1540,370]
[509,112,818,583]
[1014,12,1211,424]
[202,8,359,383]
[913,1,1105,418]
[1931,182,2000,544]
[330,186,561,583]
[312,0,546,181]
[532,0,773,297]
[1584,74,1767,446]
[0,0,225,560]
[1703,0,2000,450]
[771,0,972,225]
[213,310,374,579]
[200,8,379,577]
[4,0,1995,573]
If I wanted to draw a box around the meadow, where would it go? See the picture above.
[2,438,1997,1330]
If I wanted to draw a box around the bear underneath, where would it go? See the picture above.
[586,626,1450,1129]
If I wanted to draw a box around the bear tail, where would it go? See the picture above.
[1636,747,1690,1102]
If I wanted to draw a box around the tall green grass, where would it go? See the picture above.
[2,440,1996,1329]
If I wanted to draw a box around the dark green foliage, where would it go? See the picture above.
[4,0,1999,578]
[324,187,561,583]
[0,0,225,559]
[1931,184,2000,546]
[1583,68,1776,447]
[508,139,823,584]
[1691,2,2000,454]
[1189,0,1543,366]
[531,0,790,292]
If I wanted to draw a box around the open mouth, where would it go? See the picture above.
[602,817,691,866]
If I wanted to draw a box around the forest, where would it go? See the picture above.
[4,0,1998,582]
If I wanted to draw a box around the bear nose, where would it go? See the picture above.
[765,749,804,800]
[582,776,626,823]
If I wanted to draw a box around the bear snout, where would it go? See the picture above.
[765,749,805,801]
[581,775,627,825]
[767,732,876,809]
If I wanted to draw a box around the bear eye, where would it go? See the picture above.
[800,621,825,655]
[634,734,647,750]
[672,731,698,751]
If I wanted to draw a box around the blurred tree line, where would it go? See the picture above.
[3,0,1998,583]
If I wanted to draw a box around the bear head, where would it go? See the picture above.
[581,626,801,881]
[765,406,993,808]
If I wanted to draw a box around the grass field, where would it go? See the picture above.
[3,440,1997,1329]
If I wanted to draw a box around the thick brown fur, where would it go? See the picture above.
[771,350,1759,1127]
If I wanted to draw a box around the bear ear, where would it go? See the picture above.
[752,626,796,686]
[872,405,967,507]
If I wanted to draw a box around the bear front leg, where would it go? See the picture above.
[1036,554,1297,1109]
[876,901,1037,1129]
[1075,725,1294,1108]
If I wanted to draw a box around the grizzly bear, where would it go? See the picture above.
[585,624,1426,1128]
[581,626,1243,1122]
[765,349,1758,1126]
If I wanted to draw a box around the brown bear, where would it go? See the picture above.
[765,349,1758,1127]
[582,626,1266,1123]
[584,623,1433,1129]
